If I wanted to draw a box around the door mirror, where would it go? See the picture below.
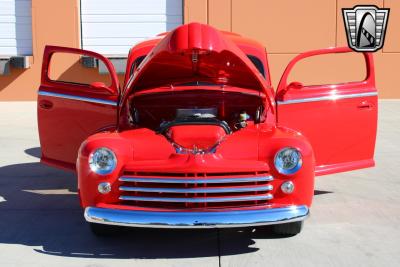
[287,81,303,90]
[90,82,115,94]
[276,81,304,99]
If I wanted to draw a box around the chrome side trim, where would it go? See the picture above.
[38,90,118,106]
[84,205,309,228]
[119,176,273,184]
[119,194,273,203]
[277,91,377,105]
[119,185,273,193]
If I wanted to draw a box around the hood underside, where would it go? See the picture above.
[125,23,269,95]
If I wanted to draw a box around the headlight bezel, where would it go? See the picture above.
[88,147,117,175]
[274,147,302,175]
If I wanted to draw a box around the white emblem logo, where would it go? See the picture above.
[342,5,389,52]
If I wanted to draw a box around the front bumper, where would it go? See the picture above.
[84,205,309,228]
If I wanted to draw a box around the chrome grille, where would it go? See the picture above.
[118,172,274,209]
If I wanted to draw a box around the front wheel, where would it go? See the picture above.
[271,221,304,236]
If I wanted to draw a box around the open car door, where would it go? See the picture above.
[276,47,377,176]
[38,46,120,170]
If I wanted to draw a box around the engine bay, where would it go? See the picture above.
[128,90,265,132]
[127,90,265,153]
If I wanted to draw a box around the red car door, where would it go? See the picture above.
[38,46,120,170]
[276,47,377,176]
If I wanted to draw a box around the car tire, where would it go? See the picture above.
[89,223,115,236]
[271,221,303,236]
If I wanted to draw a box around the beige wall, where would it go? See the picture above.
[0,0,124,101]
[0,0,80,101]
[0,0,398,100]
[186,0,400,98]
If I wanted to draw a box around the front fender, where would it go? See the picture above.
[258,126,315,207]
[77,132,134,207]
[77,129,175,207]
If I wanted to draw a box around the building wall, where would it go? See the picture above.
[185,0,400,98]
[0,0,126,101]
[0,0,82,101]
[0,0,399,101]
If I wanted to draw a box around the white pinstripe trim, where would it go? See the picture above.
[38,91,118,106]
[277,92,377,105]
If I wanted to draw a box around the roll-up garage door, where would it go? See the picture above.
[0,0,32,55]
[80,0,183,55]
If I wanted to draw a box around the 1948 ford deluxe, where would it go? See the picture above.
[37,23,377,236]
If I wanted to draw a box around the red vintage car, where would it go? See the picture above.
[37,23,377,236]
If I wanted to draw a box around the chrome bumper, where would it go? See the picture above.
[84,205,309,228]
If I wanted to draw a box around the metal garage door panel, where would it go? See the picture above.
[0,0,32,55]
[81,0,183,55]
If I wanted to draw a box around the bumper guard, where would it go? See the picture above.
[84,205,309,228]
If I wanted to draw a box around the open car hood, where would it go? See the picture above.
[124,23,272,100]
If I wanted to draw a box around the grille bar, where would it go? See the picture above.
[119,175,273,184]
[119,185,273,193]
[119,194,273,203]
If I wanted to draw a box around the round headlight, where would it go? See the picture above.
[89,147,117,175]
[274,147,302,175]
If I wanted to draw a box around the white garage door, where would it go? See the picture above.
[0,0,32,55]
[81,0,183,55]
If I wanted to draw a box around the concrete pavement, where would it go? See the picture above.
[0,101,399,267]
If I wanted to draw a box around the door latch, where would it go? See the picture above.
[39,100,53,109]
[357,101,373,110]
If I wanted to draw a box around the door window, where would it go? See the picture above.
[48,52,112,87]
[287,52,366,87]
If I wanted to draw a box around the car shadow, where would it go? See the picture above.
[24,147,42,159]
[314,189,333,196]
[0,154,270,259]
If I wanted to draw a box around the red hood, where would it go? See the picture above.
[124,23,273,102]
